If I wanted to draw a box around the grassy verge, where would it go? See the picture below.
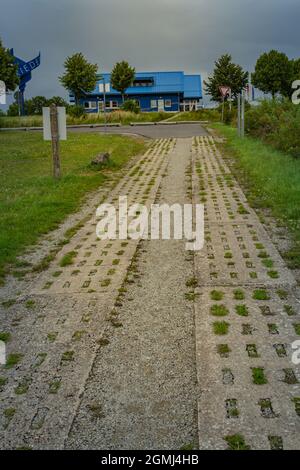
[0,131,145,283]
[213,124,300,268]
[0,111,172,128]
[167,109,220,122]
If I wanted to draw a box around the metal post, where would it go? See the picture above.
[237,94,241,137]
[241,90,245,138]
[102,79,107,133]
[221,97,224,122]
[50,104,61,179]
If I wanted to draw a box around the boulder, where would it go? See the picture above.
[91,153,110,165]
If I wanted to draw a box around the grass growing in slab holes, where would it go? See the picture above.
[253,289,270,301]
[1,299,16,308]
[210,305,229,316]
[267,270,279,279]
[252,367,268,385]
[217,344,231,357]
[59,251,78,267]
[210,290,224,301]
[262,259,274,268]
[293,324,300,335]
[185,277,198,288]
[0,331,11,343]
[213,321,229,335]
[224,434,251,450]
[284,305,296,316]
[233,289,245,300]
[277,289,288,300]
[5,353,23,369]
[235,305,249,316]
[212,124,300,270]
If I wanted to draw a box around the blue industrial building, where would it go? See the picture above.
[75,71,202,113]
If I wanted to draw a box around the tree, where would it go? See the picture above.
[7,102,19,116]
[59,53,98,105]
[252,50,292,98]
[48,96,69,107]
[110,61,135,102]
[0,37,19,92]
[204,54,248,102]
[26,96,48,114]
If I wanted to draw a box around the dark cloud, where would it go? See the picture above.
[2,0,300,104]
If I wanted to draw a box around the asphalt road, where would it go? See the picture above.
[69,122,208,138]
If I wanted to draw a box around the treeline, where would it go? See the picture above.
[4,96,69,116]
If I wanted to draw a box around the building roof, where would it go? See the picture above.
[91,71,202,99]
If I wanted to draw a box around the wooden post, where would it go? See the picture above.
[50,104,61,178]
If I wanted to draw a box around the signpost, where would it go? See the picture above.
[10,49,41,116]
[219,86,231,122]
[43,105,67,179]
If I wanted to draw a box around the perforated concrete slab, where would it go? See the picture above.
[192,136,300,450]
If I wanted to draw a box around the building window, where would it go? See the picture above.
[165,99,172,108]
[99,83,111,93]
[111,101,119,108]
[84,101,97,109]
[133,78,154,87]
[150,100,157,108]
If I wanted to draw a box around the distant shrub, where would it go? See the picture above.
[67,104,85,118]
[121,99,140,114]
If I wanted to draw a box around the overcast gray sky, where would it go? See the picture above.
[1,0,300,104]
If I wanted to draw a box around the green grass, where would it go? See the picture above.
[0,132,145,283]
[252,367,268,385]
[233,289,245,300]
[224,434,250,450]
[59,251,78,267]
[213,321,229,335]
[210,290,224,301]
[262,259,274,268]
[214,124,300,268]
[0,111,170,128]
[210,304,229,316]
[235,305,249,316]
[0,331,11,343]
[167,109,220,122]
[253,289,270,301]
[5,353,23,369]
[293,324,300,335]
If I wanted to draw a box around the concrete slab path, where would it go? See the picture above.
[0,135,299,450]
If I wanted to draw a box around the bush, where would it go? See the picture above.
[67,104,85,118]
[7,102,19,116]
[245,99,300,158]
[121,99,140,114]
